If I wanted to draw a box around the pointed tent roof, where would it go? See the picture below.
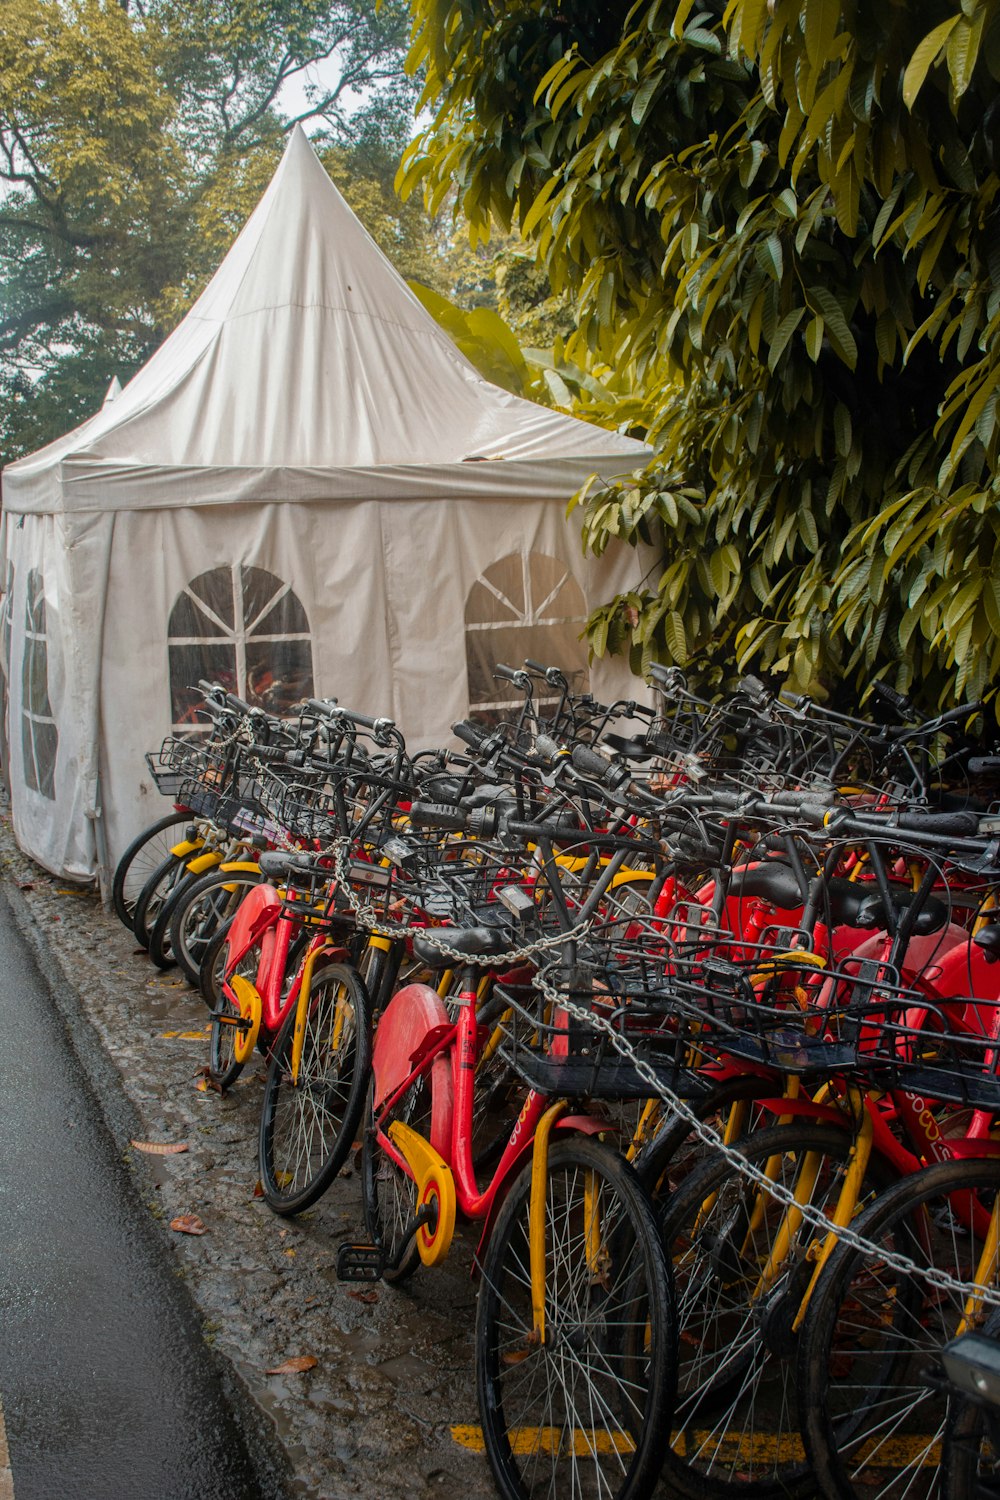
[3,127,647,512]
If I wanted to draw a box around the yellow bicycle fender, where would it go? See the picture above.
[388,1121,456,1267]
[169,837,204,859]
[186,850,224,875]
[216,860,262,891]
[290,943,336,1083]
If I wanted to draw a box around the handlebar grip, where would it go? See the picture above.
[225,692,253,715]
[571,743,613,778]
[920,701,985,731]
[534,733,561,765]
[969,757,1000,774]
[896,808,982,836]
[302,697,339,716]
[452,719,488,748]
[648,663,685,690]
[408,801,469,832]
[571,743,630,793]
[493,663,526,685]
[343,709,393,731]
[246,743,293,764]
[505,817,584,843]
[871,679,911,715]
[523,659,549,674]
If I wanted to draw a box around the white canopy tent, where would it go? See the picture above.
[0,127,650,881]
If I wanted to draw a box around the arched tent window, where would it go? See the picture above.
[22,568,57,798]
[465,551,589,719]
[168,564,314,728]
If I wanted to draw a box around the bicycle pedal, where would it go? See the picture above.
[337,1243,384,1282]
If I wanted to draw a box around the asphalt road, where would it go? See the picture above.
[0,888,273,1500]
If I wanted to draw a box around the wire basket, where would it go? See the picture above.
[145,735,209,797]
[845,992,1000,1111]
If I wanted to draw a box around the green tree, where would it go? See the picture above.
[401,0,1000,709]
[0,0,417,466]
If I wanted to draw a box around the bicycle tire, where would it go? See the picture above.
[659,1120,894,1500]
[634,1074,771,1200]
[798,1155,1000,1500]
[146,866,205,970]
[475,1135,675,1500]
[168,866,262,989]
[132,850,192,951]
[258,961,372,1216]
[200,918,234,1013]
[112,811,191,931]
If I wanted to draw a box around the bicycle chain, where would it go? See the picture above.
[328,840,595,966]
[535,971,1000,1309]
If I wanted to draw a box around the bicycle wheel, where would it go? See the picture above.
[659,1120,893,1500]
[112,811,191,931]
[132,850,194,951]
[258,962,372,1216]
[799,1155,1000,1500]
[635,1074,771,1200]
[200,917,234,1012]
[146,866,204,970]
[169,866,261,989]
[360,1071,433,1285]
[475,1135,675,1500]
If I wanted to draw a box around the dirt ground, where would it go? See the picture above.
[0,810,498,1500]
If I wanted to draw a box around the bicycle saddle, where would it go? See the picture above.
[853,887,949,936]
[974,921,1000,961]
[729,862,805,908]
[411,925,513,967]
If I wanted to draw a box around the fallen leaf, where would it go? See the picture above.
[265,1355,317,1375]
[170,1214,207,1235]
[284,1248,297,1258]
[131,1140,189,1156]
[253,1180,265,1198]
[195,1079,209,1092]
[160,1030,210,1040]
[347,1289,379,1304]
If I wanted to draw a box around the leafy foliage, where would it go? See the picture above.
[402,0,1000,712]
[0,0,417,466]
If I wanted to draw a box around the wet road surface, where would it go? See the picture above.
[0,888,274,1500]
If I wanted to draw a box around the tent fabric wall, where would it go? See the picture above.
[0,508,112,879]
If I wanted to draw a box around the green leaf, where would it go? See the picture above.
[805,315,824,361]
[805,286,858,369]
[768,307,805,370]
[903,15,961,108]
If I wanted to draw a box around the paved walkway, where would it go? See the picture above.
[0,889,269,1500]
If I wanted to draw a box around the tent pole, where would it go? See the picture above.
[88,772,111,907]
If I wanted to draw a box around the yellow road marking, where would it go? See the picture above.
[451,1424,635,1456]
[0,1395,14,1500]
[451,1424,941,1468]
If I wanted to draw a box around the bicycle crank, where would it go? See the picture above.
[227,974,263,1063]
[387,1121,457,1267]
[337,1202,437,1283]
